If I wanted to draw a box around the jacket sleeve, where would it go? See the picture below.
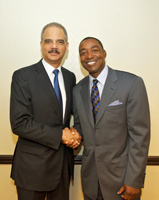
[73,87,83,140]
[124,76,150,188]
[10,70,63,150]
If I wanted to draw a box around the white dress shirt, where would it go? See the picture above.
[42,59,66,120]
[89,65,108,99]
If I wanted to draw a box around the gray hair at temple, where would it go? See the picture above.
[41,22,68,42]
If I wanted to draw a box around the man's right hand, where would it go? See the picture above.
[62,127,81,149]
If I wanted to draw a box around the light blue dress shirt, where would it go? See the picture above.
[89,65,108,99]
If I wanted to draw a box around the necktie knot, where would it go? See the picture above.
[53,69,59,76]
[93,79,98,85]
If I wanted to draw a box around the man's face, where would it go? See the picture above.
[40,26,68,68]
[79,39,106,78]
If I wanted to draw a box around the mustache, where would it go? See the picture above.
[48,49,60,54]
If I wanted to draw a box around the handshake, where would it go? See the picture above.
[62,127,81,149]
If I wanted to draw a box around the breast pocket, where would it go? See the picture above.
[107,104,124,111]
[105,104,126,124]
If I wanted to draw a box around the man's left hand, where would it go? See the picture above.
[117,184,140,200]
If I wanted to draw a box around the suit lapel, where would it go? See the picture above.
[35,60,62,118]
[96,67,118,125]
[80,77,94,128]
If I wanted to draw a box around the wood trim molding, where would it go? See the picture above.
[147,156,159,165]
[0,155,159,165]
[0,155,13,164]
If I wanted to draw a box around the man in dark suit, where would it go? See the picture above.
[10,22,81,200]
[73,37,150,200]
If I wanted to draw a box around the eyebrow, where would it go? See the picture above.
[44,39,51,41]
[44,38,65,42]
[79,48,86,52]
[79,45,100,52]
[57,39,65,42]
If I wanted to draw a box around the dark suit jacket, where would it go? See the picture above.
[73,67,150,200]
[10,60,76,191]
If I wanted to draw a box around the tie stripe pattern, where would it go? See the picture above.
[91,79,100,123]
[53,69,63,113]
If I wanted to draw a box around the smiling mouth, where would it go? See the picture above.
[87,61,96,65]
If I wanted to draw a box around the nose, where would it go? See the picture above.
[86,51,93,59]
[51,41,58,48]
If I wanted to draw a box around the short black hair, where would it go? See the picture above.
[79,37,104,50]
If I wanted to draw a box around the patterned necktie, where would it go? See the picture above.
[53,69,63,113]
[91,79,100,123]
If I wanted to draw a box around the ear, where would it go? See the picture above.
[103,50,107,58]
[66,42,69,51]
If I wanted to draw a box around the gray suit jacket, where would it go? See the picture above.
[73,67,150,200]
[10,60,76,191]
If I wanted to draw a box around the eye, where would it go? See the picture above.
[44,39,52,44]
[92,48,99,52]
[57,39,64,44]
[80,51,86,56]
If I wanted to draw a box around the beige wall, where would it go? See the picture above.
[0,0,158,199]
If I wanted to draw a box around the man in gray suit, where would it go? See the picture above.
[10,22,81,200]
[73,37,150,200]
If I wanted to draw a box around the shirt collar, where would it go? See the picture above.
[89,65,108,86]
[42,59,62,76]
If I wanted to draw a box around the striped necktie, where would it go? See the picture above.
[91,79,100,123]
